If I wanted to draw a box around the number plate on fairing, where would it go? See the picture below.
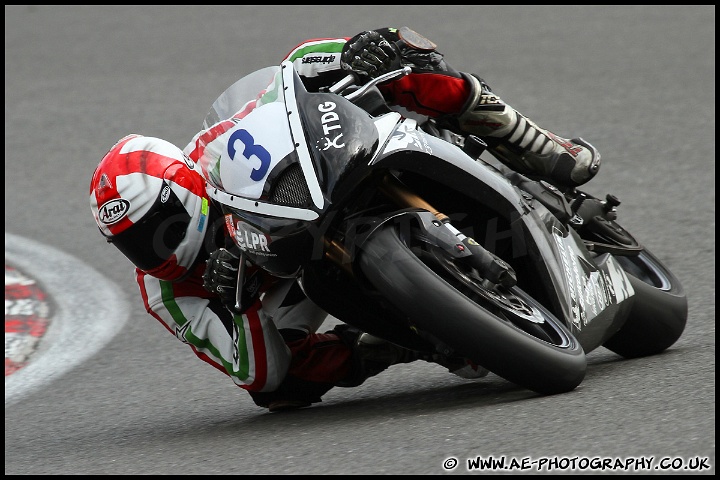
[215,102,294,199]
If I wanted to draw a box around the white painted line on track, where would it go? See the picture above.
[5,233,130,406]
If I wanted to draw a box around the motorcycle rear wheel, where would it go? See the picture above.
[358,223,587,395]
[602,249,688,358]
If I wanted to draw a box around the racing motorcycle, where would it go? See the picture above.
[196,61,687,395]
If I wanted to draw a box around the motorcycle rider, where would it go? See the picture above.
[89,26,600,413]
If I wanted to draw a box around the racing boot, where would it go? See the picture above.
[457,74,601,188]
[332,325,422,387]
[350,332,491,380]
[333,325,489,384]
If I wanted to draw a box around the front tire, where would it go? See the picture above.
[358,224,586,395]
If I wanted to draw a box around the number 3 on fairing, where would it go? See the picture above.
[228,129,270,182]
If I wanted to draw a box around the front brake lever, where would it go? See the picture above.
[332,66,412,100]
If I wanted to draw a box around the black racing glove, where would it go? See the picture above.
[340,30,402,80]
[203,248,240,312]
[203,248,263,315]
[203,248,264,315]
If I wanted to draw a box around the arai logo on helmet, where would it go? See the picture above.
[98,199,130,225]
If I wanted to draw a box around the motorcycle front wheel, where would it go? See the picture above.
[358,223,587,395]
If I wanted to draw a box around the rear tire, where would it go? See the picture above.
[358,224,586,395]
[602,250,688,358]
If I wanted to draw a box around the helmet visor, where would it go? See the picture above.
[109,182,191,271]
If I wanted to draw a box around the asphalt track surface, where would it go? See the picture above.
[5,5,715,475]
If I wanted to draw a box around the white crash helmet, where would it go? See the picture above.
[89,134,210,281]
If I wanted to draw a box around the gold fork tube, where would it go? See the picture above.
[378,173,449,223]
[323,173,447,269]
